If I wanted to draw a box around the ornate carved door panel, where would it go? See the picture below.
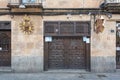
[47,37,86,69]
[48,37,65,69]
[66,37,86,69]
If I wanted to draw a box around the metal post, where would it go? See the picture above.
[19,0,22,4]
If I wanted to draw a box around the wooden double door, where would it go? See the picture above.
[0,31,11,67]
[116,22,120,69]
[44,36,90,70]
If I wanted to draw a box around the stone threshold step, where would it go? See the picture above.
[0,67,12,72]
[45,69,90,73]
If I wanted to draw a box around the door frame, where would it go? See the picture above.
[44,21,91,71]
[116,21,120,69]
[0,21,11,67]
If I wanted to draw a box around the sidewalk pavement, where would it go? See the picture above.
[0,72,120,80]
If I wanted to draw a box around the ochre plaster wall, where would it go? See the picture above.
[91,15,116,72]
[0,13,117,73]
[0,0,104,8]
[11,15,43,72]
[43,15,116,72]
[44,0,103,8]
[0,0,8,8]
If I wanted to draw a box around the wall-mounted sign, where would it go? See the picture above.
[86,38,90,43]
[83,36,87,42]
[116,47,120,51]
[117,23,120,29]
[0,47,2,51]
[83,36,90,43]
[45,37,52,42]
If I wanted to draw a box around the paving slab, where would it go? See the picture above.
[0,72,119,80]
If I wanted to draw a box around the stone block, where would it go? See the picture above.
[12,56,43,72]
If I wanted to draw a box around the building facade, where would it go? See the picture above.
[0,0,119,72]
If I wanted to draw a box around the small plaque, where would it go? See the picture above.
[45,37,52,42]
[86,38,90,43]
[116,47,120,51]
[83,36,87,42]
[0,47,2,51]
[118,27,120,30]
